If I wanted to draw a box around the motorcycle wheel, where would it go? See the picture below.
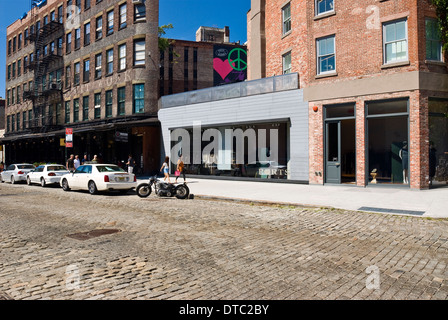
[136,183,152,198]
[175,184,190,200]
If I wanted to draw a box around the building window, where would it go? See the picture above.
[65,101,71,124]
[96,16,103,40]
[16,113,20,131]
[74,62,80,85]
[282,3,291,35]
[106,49,113,75]
[66,32,72,54]
[8,39,11,55]
[84,22,91,46]
[16,86,21,104]
[67,0,72,19]
[95,53,102,79]
[94,93,101,119]
[75,28,81,49]
[58,5,63,23]
[118,44,126,71]
[23,111,27,129]
[426,18,443,62]
[12,62,16,78]
[134,1,146,22]
[11,115,15,132]
[17,60,21,77]
[24,29,28,46]
[383,19,408,64]
[133,84,144,114]
[82,96,89,121]
[7,65,11,81]
[316,35,336,75]
[117,87,125,115]
[13,37,16,52]
[18,33,22,50]
[134,39,145,66]
[316,0,334,16]
[73,98,80,122]
[44,15,48,25]
[85,0,91,10]
[65,65,71,88]
[119,3,127,29]
[105,90,113,117]
[107,10,114,35]
[7,115,10,132]
[283,52,292,74]
[50,11,55,21]
[83,59,90,82]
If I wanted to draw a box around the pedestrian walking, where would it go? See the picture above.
[160,156,170,183]
[92,155,98,163]
[81,154,88,165]
[66,154,75,172]
[175,154,186,183]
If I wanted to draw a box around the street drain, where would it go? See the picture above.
[67,229,121,241]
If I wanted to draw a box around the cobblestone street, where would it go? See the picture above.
[1,182,448,301]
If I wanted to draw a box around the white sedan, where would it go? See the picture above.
[27,164,70,187]
[1,164,35,184]
[60,164,137,195]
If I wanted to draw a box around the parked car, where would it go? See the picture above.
[0,164,36,184]
[60,164,137,195]
[27,164,70,187]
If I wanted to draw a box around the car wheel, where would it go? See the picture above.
[61,179,70,191]
[88,181,98,195]
[27,177,32,185]
[11,176,15,184]
[40,178,46,187]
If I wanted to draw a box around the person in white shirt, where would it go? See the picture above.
[74,155,81,170]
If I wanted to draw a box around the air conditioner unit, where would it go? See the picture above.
[132,0,143,4]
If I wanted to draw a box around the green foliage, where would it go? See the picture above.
[158,24,175,52]
[431,0,448,52]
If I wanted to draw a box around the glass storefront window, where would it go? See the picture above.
[171,122,289,179]
[367,99,409,185]
[429,99,448,186]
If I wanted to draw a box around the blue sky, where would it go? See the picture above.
[0,0,251,98]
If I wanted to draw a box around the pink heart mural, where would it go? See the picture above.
[213,58,235,80]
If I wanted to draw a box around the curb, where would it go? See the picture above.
[193,194,330,209]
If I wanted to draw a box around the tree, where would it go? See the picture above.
[431,0,448,52]
[158,24,175,52]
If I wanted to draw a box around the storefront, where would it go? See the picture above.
[159,73,309,182]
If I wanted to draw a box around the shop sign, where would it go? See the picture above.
[115,131,128,142]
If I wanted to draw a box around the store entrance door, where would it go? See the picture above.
[325,119,356,184]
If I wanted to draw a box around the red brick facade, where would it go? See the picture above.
[252,0,448,189]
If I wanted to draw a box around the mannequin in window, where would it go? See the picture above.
[399,141,409,184]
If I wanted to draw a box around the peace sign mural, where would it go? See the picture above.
[213,45,247,86]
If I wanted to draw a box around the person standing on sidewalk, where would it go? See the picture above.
[126,154,136,174]
[66,154,75,172]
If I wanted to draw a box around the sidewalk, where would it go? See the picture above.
[138,177,448,219]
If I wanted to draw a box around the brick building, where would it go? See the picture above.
[247,0,448,189]
[2,0,161,173]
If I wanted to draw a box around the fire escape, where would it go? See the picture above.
[24,7,64,133]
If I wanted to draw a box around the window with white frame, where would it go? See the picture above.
[316,0,334,16]
[134,39,145,66]
[316,35,335,74]
[119,3,127,29]
[425,18,443,62]
[282,51,292,74]
[282,3,291,35]
[118,44,126,71]
[107,10,114,35]
[106,49,113,75]
[383,19,408,64]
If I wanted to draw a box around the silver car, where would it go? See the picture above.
[1,164,36,184]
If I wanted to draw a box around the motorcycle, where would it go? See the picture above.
[136,175,190,199]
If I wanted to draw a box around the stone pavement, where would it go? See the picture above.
[0,182,448,301]
[159,177,448,219]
